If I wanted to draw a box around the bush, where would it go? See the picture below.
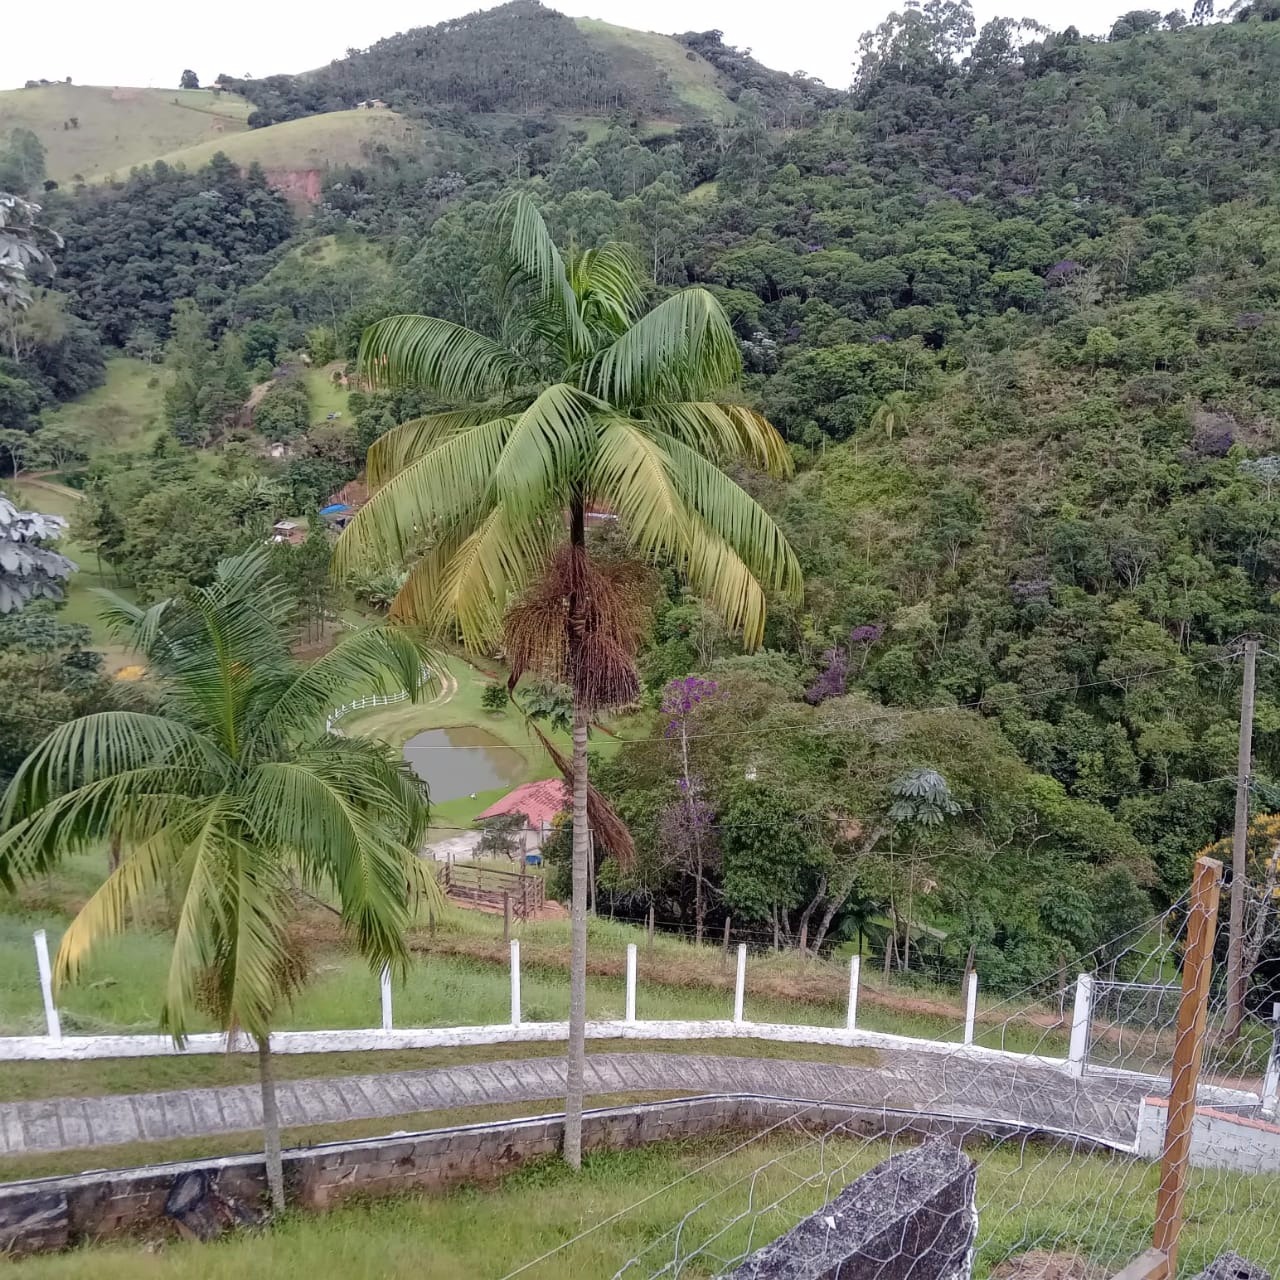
[254,378,311,440]
[481,682,509,712]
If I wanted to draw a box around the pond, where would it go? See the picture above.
[402,725,527,802]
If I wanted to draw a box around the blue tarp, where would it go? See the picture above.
[318,503,349,515]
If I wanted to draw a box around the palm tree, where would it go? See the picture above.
[869,391,911,441]
[0,550,438,1211]
[334,194,802,1167]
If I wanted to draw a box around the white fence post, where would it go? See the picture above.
[510,939,522,1027]
[846,955,860,1031]
[1261,1002,1280,1117]
[625,943,637,1024]
[379,964,393,1032]
[963,971,978,1046]
[1067,972,1094,1078]
[733,943,747,1025]
[33,930,62,1041]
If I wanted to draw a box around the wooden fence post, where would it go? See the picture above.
[721,916,732,969]
[1151,855,1223,1279]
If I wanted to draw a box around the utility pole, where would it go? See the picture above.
[1226,638,1259,1041]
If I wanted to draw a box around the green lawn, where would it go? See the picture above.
[340,655,648,832]
[8,1133,1279,1279]
[40,357,167,455]
[303,366,350,423]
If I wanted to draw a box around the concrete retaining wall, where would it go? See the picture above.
[1135,1096,1280,1173]
[0,1094,1105,1260]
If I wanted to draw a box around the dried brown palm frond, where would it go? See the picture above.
[522,713,636,869]
[504,544,654,713]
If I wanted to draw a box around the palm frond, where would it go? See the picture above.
[589,418,690,561]
[367,407,523,488]
[493,193,588,356]
[245,752,431,977]
[585,289,742,406]
[570,242,648,331]
[400,504,558,650]
[0,773,205,886]
[54,819,195,991]
[332,414,515,577]
[492,383,600,508]
[659,434,804,601]
[642,402,793,477]
[358,315,529,399]
[682,518,773,651]
[1,713,217,820]
[258,626,436,734]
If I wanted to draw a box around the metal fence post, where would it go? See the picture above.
[733,943,747,1025]
[1067,973,1094,1078]
[1152,855,1223,1279]
[846,955,860,1031]
[625,943,637,1023]
[33,930,61,1040]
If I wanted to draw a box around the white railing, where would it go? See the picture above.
[325,665,433,734]
[1,933,1269,1117]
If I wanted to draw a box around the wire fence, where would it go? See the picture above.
[497,858,1280,1280]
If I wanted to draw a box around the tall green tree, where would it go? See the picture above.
[335,194,801,1167]
[0,551,437,1210]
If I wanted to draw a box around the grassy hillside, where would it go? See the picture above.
[110,108,421,178]
[575,18,736,121]
[39,357,165,453]
[0,84,250,182]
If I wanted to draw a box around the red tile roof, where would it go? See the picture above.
[475,780,568,830]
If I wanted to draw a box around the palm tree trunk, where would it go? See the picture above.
[257,1035,285,1213]
[563,496,590,1170]
[563,697,591,1169]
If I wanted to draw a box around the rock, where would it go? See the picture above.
[164,1169,262,1242]
[1189,1254,1271,1280]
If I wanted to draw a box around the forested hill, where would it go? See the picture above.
[6,5,1280,983]
[222,0,833,127]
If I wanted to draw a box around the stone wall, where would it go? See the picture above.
[726,1142,977,1280]
[0,1094,1085,1260]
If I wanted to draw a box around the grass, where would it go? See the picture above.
[0,84,250,183]
[341,654,647,831]
[129,110,423,182]
[303,366,350,424]
[574,19,736,122]
[39,357,167,454]
[0,1038,882,1107]
[7,1133,1280,1279]
[0,847,1069,1102]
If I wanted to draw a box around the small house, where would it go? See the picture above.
[269,519,305,546]
[475,781,568,858]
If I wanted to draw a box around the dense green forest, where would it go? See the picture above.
[217,0,831,126]
[5,0,1280,992]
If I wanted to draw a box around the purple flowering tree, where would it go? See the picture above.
[805,647,848,705]
[661,677,721,942]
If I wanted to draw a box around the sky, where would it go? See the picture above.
[4,0,1140,95]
